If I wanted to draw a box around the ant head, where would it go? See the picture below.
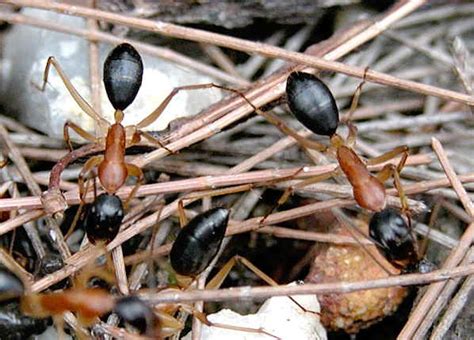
[369,209,417,266]
[85,193,124,245]
[286,72,339,137]
[103,43,143,111]
[114,296,160,337]
[0,268,25,302]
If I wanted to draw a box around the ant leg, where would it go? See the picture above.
[339,67,368,148]
[130,129,174,154]
[154,310,186,338]
[260,169,337,223]
[213,84,327,151]
[257,109,328,151]
[375,149,412,230]
[63,121,98,152]
[64,179,93,240]
[0,154,7,168]
[346,66,370,122]
[78,156,103,202]
[177,199,188,228]
[366,145,409,167]
[34,57,109,129]
[135,83,326,152]
[123,163,144,209]
[175,183,255,231]
[135,83,225,129]
[207,255,318,315]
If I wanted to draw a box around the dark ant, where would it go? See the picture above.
[279,71,410,216]
[166,206,321,338]
[369,208,435,274]
[0,266,161,338]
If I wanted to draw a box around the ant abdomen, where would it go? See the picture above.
[369,209,417,266]
[103,43,143,111]
[114,296,159,336]
[0,268,25,302]
[286,71,339,137]
[170,207,230,277]
[84,193,124,245]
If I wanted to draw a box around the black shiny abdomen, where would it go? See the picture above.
[0,301,50,340]
[170,207,230,277]
[103,43,143,111]
[369,209,417,264]
[85,193,124,244]
[286,72,339,136]
[0,269,24,303]
[114,296,158,336]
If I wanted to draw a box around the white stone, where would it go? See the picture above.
[183,284,327,340]
[1,9,221,140]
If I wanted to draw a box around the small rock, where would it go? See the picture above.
[183,284,327,340]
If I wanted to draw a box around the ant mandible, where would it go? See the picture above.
[280,71,410,218]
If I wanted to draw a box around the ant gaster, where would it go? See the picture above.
[170,207,230,277]
[284,71,409,214]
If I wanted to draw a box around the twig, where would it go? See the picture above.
[432,138,474,217]
[0,154,433,211]
[142,264,474,305]
[0,124,46,257]
[398,139,474,338]
[87,1,102,123]
[6,1,474,107]
[429,248,474,340]
[112,247,129,295]
[0,11,248,86]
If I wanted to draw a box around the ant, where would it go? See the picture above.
[165,206,321,338]
[39,42,298,245]
[39,43,234,245]
[274,71,410,218]
[0,266,161,338]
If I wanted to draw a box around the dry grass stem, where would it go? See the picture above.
[142,263,474,305]
[0,1,473,338]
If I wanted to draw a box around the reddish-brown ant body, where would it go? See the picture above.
[284,71,409,214]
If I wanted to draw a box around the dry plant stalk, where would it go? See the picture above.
[0,0,473,339]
